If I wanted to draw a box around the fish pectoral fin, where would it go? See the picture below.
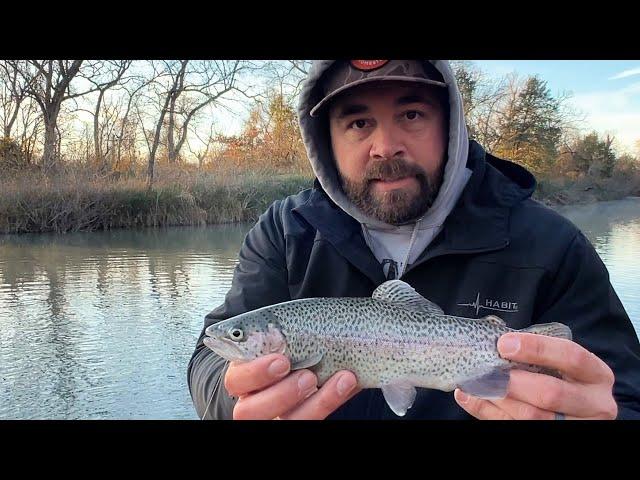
[291,352,324,371]
[457,368,511,400]
[381,381,417,417]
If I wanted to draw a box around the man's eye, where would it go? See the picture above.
[350,119,368,129]
[405,111,422,120]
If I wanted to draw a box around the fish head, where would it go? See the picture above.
[203,308,286,363]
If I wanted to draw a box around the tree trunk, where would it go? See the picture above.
[4,101,21,139]
[148,134,159,189]
[115,134,123,172]
[42,110,59,171]
[94,89,105,168]
[167,94,177,163]
[148,99,171,189]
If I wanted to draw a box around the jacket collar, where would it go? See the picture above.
[293,182,386,284]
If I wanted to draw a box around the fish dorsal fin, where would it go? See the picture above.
[483,315,506,327]
[372,280,444,314]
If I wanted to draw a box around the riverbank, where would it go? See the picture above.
[533,174,640,207]
[1,169,639,234]
[0,170,313,234]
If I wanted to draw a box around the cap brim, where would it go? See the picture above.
[309,76,447,117]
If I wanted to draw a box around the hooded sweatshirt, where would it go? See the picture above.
[297,60,473,278]
[188,62,640,420]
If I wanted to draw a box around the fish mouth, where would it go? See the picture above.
[203,335,250,363]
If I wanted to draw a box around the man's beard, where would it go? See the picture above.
[339,157,445,225]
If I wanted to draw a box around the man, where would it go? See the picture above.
[187,60,640,420]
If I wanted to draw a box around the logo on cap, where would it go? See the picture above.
[350,60,389,71]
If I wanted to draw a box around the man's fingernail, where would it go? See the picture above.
[498,334,521,356]
[298,371,317,397]
[336,374,357,396]
[455,390,469,404]
[268,358,289,378]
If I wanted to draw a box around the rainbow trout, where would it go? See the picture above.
[204,280,572,416]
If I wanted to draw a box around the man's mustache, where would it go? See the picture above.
[363,158,427,183]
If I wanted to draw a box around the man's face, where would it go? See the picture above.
[328,81,448,225]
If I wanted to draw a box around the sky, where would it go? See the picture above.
[474,60,640,154]
[66,60,640,159]
[210,60,640,156]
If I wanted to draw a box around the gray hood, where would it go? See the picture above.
[297,60,472,276]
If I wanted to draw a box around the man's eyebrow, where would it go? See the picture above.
[396,94,437,107]
[335,104,369,119]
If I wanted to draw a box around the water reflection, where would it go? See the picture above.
[0,224,252,419]
[0,198,638,419]
[556,197,640,335]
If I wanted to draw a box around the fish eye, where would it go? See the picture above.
[228,327,244,342]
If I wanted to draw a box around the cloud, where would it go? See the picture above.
[571,82,640,113]
[609,68,640,80]
[582,112,640,153]
[569,85,640,153]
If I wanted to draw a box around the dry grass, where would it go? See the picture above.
[3,156,638,233]
[0,165,313,234]
[534,169,640,206]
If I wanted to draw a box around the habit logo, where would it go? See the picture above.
[457,292,519,316]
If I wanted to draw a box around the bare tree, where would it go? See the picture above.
[139,60,245,187]
[450,61,510,150]
[113,74,148,171]
[141,60,182,187]
[83,60,132,170]
[259,60,312,100]
[187,120,217,169]
[165,60,189,164]
[166,60,243,164]
[17,60,112,171]
[20,60,81,170]
[18,99,42,165]
[0,60,37,139]
[136,101,154,158]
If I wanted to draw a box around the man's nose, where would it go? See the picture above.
[369,124,405,160]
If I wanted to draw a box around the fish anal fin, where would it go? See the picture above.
[381,380,417,417]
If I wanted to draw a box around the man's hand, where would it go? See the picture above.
[224,353,360,420]
[454,332,618,420]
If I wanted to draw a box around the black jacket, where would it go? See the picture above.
[187,141,640,419]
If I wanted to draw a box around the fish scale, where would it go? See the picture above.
[204,279,572,416]
[273,298,507,388]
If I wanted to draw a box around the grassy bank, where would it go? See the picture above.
[0,169,314,234]
[534,171,640,207]
[2,166,639,234]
